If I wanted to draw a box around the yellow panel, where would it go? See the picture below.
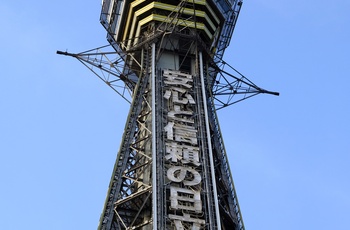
[188,0,221,24]
[153,2,217,31]
[133,14,212,46]
[123,0,221,41]
[123,0,147,41]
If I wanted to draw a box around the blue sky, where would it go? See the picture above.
[1,0,349,229]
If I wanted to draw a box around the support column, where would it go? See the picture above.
[199,51,222,230]
[151,43,158,230]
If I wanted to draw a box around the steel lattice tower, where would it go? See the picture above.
[58,0,278,229]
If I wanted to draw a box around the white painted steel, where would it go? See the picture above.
[151,43,158,229]
[199,51,222,230]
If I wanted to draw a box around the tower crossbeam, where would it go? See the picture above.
[57,46,278,110]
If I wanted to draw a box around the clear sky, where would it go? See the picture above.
[1,0,349,229]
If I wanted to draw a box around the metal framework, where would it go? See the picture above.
[57,0,278,229]
[57,46,278,110]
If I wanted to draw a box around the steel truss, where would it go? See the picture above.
[208,61,279,110]
[98,45,154,230]
[57,1,279,230]
[57,45,139,103]
[57,45,278,110]
[58,42,269,230]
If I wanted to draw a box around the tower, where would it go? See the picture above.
[57,0,278,229]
